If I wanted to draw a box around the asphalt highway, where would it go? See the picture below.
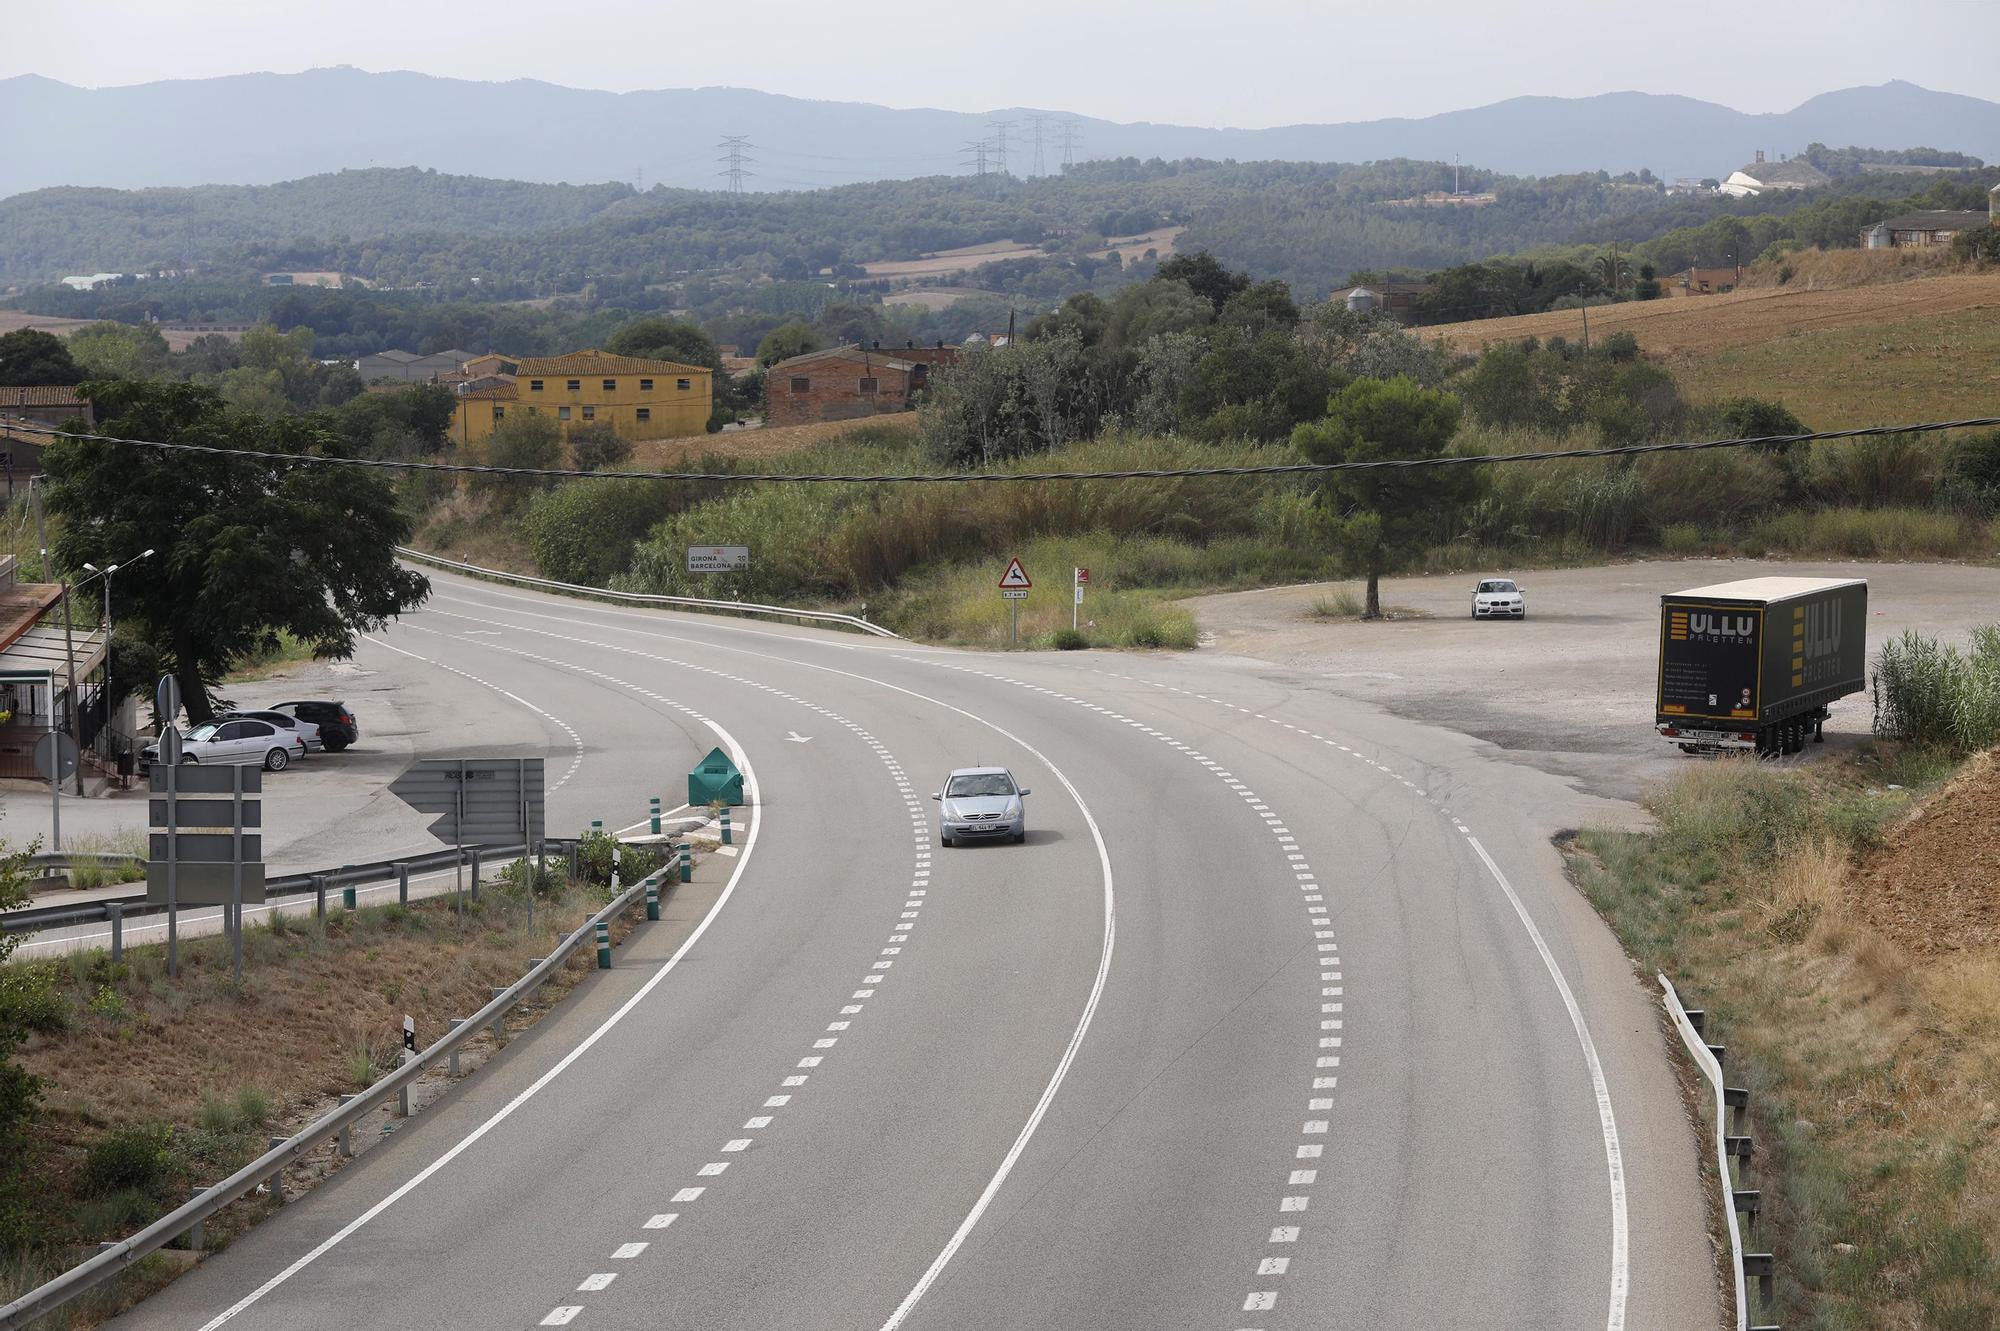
[107,567,1716,1331]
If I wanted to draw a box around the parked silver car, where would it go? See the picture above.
[140,718,306,771]
[932,767,1031,847]
[1471,577,1526,619]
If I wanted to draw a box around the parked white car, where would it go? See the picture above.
[230,709,323,752]
[1471,578,1527,619]
[140,718,306,771]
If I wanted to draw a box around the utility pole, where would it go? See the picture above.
[1025,112,1050,177]
[987,119,1014,176]
[716,136,755,194]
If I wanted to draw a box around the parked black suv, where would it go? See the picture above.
[269,700,359,752]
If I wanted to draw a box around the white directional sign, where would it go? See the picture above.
[998,558,1032,590]
[1001,588,1029,601]
[688,545,751,573]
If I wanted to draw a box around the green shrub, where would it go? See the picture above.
[1874,626,2000,752]
[1308,588,1365,618]
[1752,507,1981,559]
[576,831,668,888]
[82,1123,180,1197]
[235,1086,272,1129]
[523,477,677,586]
[1661,523,1704,556]
[1120,608,1198,650]
[0,965,68,1035]
[1049,628,1089,650]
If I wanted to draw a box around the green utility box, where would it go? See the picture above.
[688,746,745,806]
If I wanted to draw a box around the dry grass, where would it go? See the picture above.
[6,878,646,1268]
[1571,751,2000,1328]
[626,412,919,470]
[1738,245,1957,290]
[1420,267,2000,356]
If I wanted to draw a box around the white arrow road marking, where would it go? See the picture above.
[786,731,813,743]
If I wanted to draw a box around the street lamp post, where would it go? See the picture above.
[79,548,154,771]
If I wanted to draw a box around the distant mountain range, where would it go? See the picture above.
[2,69,1997,199]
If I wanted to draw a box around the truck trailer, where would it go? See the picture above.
[1655,576,1867,755]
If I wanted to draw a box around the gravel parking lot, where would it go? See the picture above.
[1187,558,2000,801]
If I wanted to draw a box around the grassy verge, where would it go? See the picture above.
[1565,748,1998,1330]
[0,866,651,1326]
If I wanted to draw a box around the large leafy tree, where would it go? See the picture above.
[1292,375,1471,619]
[606,318,719,371]
[0,329,83,386]
[42,380,429,722]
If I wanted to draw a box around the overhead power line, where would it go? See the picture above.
[8,417,1997,486]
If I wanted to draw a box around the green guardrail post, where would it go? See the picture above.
[469,848,482,902]
[720,806,733,845]
[650,796,662,836]
[595,919,612,969]
[645,878,660,921]
[341,884,356,911]
[678,842,692,883]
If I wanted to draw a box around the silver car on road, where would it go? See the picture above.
[933,767,1031,847]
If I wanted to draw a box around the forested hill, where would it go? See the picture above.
[6,157,1993,304]
[3,68,1998,196]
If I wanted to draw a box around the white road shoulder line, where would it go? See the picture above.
[191,714,764,1331]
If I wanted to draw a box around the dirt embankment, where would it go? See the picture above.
[1854,747,2000,956]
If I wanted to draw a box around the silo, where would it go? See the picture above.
[1346,286,1379,313]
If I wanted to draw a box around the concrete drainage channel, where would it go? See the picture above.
[0,844,706,1330]
[1661,975,1780,1331]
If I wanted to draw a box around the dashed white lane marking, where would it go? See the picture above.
[191,681,762,1331]
[540,1308,582,1325]
[902,656,1337,1327]
[406,601,1118,1331]
[1062,662,1631,1331]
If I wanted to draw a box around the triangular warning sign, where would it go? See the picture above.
[998,558,1032,589]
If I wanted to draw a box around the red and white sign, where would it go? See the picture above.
[998,558,1032,590]
[1075,567,1090,585]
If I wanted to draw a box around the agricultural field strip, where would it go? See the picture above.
[184,676,763,1331]
[895,654,1341,1326]
[403,603,1118,1331]
[898,656,1631,1331]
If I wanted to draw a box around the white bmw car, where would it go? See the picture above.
[1471,578,1526,619]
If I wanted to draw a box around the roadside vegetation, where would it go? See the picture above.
[0,853,661,1326]
[1566,629,2000,1329]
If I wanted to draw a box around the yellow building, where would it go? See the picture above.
[451,349,713,451]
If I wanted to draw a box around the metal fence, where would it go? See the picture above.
[1661,974,1779,1331]
[2,843,566,952]
[0,857,678,1330]
[395,546,902,638]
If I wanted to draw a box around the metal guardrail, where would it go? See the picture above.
[2,843,561,940]
[0,859,676,1330]
[396,546,902,638]
[1661,974,1778,1331]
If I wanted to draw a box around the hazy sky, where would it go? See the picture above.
[6,0,1995,125]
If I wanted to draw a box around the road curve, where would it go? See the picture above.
[107,566,1715,1331]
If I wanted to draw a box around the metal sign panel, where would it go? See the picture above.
[149,798,263,828]
[149,832,263,862]
[32,732,78,781]
[687,545,750,573]
[388,757,545,844]
[1001,587,1029,600]
[151,766,263,795]
[146,862,268,906]
[148,762,263,907]
[998,558,1032,589]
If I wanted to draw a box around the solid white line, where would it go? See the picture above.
[1466,834,1629,1331]
[191,714,763,1330]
